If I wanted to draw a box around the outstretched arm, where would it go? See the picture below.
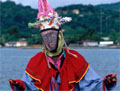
[76,66,117,91]
[9,72,38,91]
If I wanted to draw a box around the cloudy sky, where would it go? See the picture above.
[1,0,120,8]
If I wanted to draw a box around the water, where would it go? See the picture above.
[0,48,120,91]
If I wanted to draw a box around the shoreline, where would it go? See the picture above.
[1,46,120,49]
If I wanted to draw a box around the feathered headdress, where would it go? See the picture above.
[28,0,72,30]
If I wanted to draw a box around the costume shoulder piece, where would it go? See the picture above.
[25,51,49,82]
[25,51,52,90]
[26,51,44,68]
[62,49,89,84]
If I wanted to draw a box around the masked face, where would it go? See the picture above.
[41,30,59,52]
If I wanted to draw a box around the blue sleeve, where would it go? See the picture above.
[12,73,38,91]
[76,66,106,91]
[21,72,38,91]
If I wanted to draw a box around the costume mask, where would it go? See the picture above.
[40,29,59,52]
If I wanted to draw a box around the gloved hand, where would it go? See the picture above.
[9,79,25,91]
[104,74,117,90]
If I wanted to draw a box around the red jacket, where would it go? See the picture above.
[25,49,89,91]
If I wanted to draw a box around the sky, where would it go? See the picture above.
[1,0,120,8]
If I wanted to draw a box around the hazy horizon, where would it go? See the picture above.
[1,0,120,9]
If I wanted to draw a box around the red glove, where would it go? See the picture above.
[104,74,117,90]
[9,79,25,91]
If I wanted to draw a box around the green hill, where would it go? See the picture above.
[97,2,120,11]
[0,1,120,45]
[1,1,38,33]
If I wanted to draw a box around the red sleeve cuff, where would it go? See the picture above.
[9,80,25,91]
[102,80,106,91]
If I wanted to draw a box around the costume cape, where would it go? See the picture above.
[25,48,89,91]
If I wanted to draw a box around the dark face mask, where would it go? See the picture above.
[40,30,59,52]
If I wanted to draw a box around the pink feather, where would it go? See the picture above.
[37,0,56,19]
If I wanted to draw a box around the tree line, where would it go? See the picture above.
[0,1,120,46]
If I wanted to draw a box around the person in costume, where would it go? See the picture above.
[9,0,117,91]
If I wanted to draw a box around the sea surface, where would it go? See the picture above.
[0,48,120,91]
